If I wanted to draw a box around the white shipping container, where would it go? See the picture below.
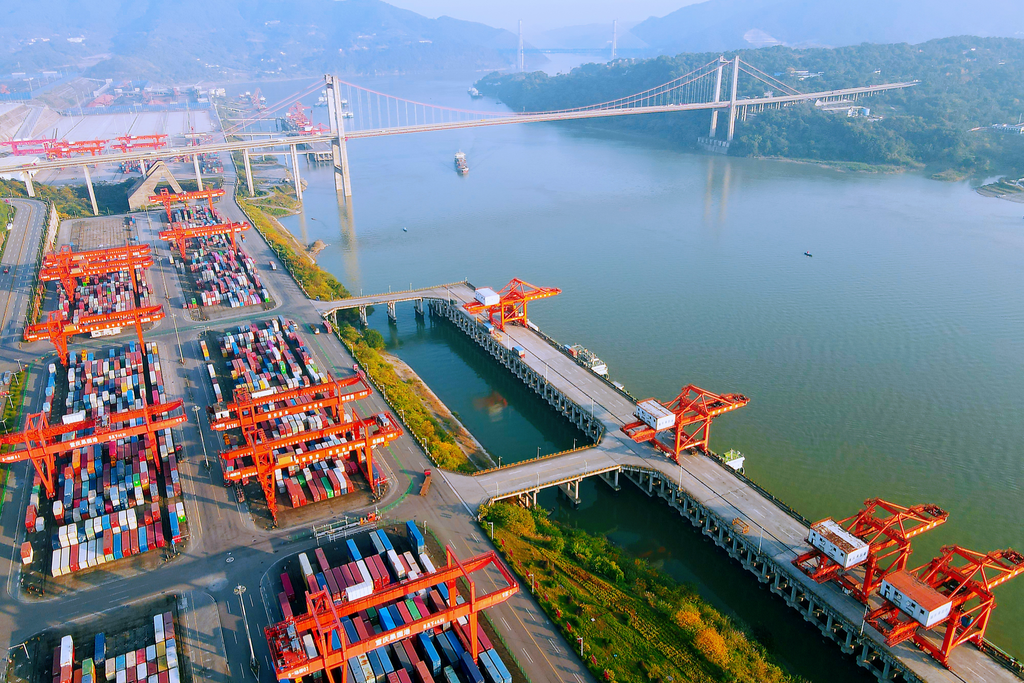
[807,519,870,570]
[474,288,500,306]
[60,635,74,666]
[345,580,373,602]
[299,553,314,578]
[302,634,318,659]
[635,399,675,431]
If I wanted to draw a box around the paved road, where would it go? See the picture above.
[0,189,595,683]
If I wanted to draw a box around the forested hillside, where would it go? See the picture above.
[477,37,1024,177]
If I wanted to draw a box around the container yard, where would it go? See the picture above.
[8,595,189,683]
[165,203,271,314]
[203,317,397,526]
[17,342,190,595]
[265,522,523,683]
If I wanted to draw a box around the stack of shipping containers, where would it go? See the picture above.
[51,612,181,683]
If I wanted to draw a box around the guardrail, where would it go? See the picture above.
[472,441,601,477]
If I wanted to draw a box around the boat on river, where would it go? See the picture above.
[455,151,469,175]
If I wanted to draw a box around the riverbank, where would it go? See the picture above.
[976,178,1024,203]
[481,502,795,683]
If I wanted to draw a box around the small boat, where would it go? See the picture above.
[804,251,813,257]
[403,227,408,232]
[467,87,484,99]
[454,151,469,175]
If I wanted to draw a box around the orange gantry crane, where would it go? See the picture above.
[148,187,226,221]
[865,545,1024,668]
[45,139,107,159]
[462,278,561,331]
[40,244,154,298]
[158,220,249,258]
[220,409,401,522]
[0,400,187,499]
[209,374,371,432]
[621,384,749,460]
[267,546,519,682]
[24,306,165,364]
[111,134,168,153]
[793,498,949,603]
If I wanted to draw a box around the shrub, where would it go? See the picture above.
[483,502,536,536]
[694,627,730,668]
[673,605,703,633]
[364,329,385,349]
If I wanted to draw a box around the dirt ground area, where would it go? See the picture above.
[65,216,139,250]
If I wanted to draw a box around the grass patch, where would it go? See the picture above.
[337,324,475,473]
[0,199,13,228]
[481,502,800,683]
[0,367,31,517]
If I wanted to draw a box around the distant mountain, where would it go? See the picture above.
[632,0,1024,53]
[0,0,520,81]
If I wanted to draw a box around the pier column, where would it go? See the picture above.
[243,148,255,196]
[358,306,368,327]
[83,165,98,216]
[325,74,353,199]
[23,171,34,197]
[709,56,726,137]
[727,56,740,142]
[192,154,203,190]
[289,145,303,201]
[415,298,424,317]
[387,301,397,323]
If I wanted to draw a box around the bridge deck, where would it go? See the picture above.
[420,284,1016,683]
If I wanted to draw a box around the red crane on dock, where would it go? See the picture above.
[266,546,518,682]
[462,278,561,331]
[24,306,165,364]
[621,384,749,460]
[793,498,949,603]
[0,400,187,499]
[158,221,249,258]
[219,410,401,522]
[147,187,226,221]
[40,244,154,298]
[112,134,168,153]
[865,545,1024,668]
[209,375,371,431]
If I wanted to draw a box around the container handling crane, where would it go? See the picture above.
[220,409,401,523]
[463,278,561,332]
[24,306,165,365]
[40,244,153,299]
[209,374,371,432]
[147,187,226,222]
[621,384,749,460]
[266,546,518,682]
[158,221,249,259]
[0,401,187,499]
[865,545,1024,668]
[793,498,949,603]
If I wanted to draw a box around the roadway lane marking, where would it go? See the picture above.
[500,617,510,631]
[521,648,533,664]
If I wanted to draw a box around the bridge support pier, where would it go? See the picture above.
[414,298,424,317]
[358,305,368,327]
[557,479,581,508]
[192,154,203,191]
[289,145,303,201]
[727,56,740,142]
[325,74,353,201]
[709,56,726,138]
[599,469,620,491]
[387,301,397,324]
[23,171,35,198]
[83,165,99,216]
[242,148,255,196]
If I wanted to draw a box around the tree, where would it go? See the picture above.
[364,329,385,349]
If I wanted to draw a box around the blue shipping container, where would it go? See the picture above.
[347,539,362,562]
[459,651,485,683]
[418,633,442,676]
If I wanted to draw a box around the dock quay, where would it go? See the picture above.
[319,282,1024,683]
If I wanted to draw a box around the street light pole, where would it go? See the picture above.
[577,637,584,658]
[234,585,259,678]
[528,573,535,593]
[489,521,494,540]
[193,405,211,470]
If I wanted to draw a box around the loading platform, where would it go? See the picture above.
[321,283,1022,683]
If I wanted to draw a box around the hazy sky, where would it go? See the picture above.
[384,0,701,32]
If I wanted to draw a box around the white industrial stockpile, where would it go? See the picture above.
[807,519,870,569]
[474,288,499,306]
[880,571,953,627]
[635,399,676,431]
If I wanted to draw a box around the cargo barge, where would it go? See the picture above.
[269,522,515,683]
[454,152,468,175]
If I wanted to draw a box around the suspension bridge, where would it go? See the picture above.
[3,56,916,209]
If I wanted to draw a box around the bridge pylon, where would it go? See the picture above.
[325,74,353,200]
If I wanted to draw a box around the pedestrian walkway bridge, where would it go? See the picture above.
[323,283,1020,683]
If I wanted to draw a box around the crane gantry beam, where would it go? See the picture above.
[266,546,518,682]
[147,187,226,221]
[793,498,949,603]
[220,409,401,522]
[0,400,187,499]
[158,221,249,258]
[866,545,1024,668]
[40,244,153,298]
[24,306,165,364]
[462,278,561,331]
[209,374,371,431]
[621,384,749,460]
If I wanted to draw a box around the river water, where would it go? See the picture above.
[230,71,1024,671]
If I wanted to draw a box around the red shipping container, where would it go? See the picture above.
[396,602,413,625]
[413,596,430,620]
[332,567,345,593]
[130,529,139,556]
[353,616,370,641]
[414,661,433,683]
[279,592,293,620]
[402,638,421,668]
[340,565,354,588]
[69,546,80,573]
[387,673,401,683]
[324,569,340,597]
[159,672,168,683]
[126,667,136,683]
[397,669,413,683]
[315,548,330,574]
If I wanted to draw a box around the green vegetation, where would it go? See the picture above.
[237,193,350,302]
[0,200,13,228]
[0,179,134,217]
[0,368,30,516]
[337,324,473,472]
[478,37,1024,178]
[481,502,799,683]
